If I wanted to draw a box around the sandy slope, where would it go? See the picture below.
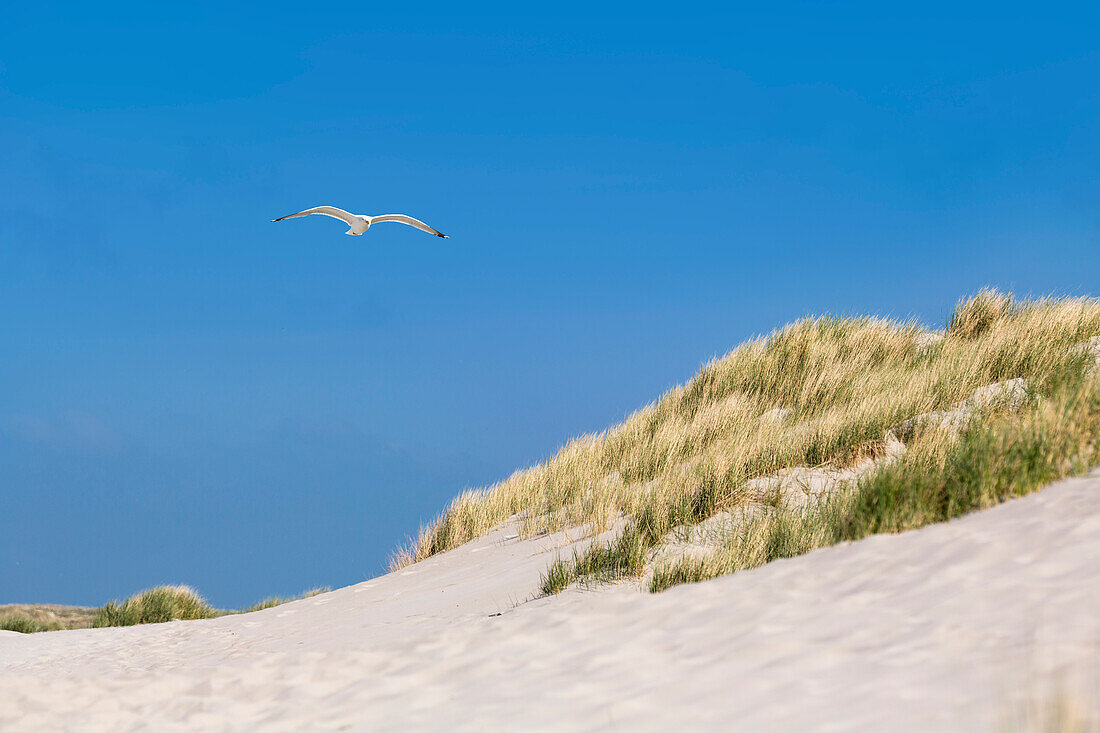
[2,471,1098,732]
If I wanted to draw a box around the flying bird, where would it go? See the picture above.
[271,206,448,238]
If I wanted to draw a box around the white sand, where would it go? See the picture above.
[2,470,1098,731]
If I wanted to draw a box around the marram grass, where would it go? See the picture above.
[1,616,54,634]
[240,587,330,614]
[0,587,333,634]
[647,376,1100,593]
[89,585,333,629]
[390,290,1100,595]
[1,586,334,633]
[93,585,218,627]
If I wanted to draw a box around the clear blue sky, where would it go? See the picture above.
[2,2,1097,608]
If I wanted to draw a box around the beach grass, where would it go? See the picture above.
[239,587,331,613]
[88,585,334,629]
[0,604,97,633]
[0,585,335,633]
[1,615,55,634]
[93,585,219,627]
[388,290,1100,595]
[648,375,1099,592]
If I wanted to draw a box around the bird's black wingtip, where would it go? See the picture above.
[438,233,448,238]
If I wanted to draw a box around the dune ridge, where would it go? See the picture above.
[4,290,1100,730]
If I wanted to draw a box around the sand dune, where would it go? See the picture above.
[2,470,1098,731]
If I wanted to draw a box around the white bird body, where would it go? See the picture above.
[271,206,448,238]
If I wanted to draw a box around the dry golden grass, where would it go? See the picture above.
[648,377,1100,592]
[392,290,1100,592]
[2,586,338,633]
[0,604,96,633]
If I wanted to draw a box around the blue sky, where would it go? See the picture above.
[2,2,1098,608]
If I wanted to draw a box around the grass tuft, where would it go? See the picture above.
[1,615,54,634]
[93,585,218,628]
[239,587,331,613]
[948,287,1015,339]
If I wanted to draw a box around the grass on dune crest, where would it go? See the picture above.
[91,585,334,628]
[0,604,96,633]
[390,290,1100,595]
[1,616,54,634]
[1,586,334,633]
[93,585,218,627]
[239,587,330,613]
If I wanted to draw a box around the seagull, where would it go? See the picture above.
[271,206,448,238]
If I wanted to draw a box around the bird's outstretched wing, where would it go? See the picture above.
[370,214,448,238]
[272,206,360,227]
